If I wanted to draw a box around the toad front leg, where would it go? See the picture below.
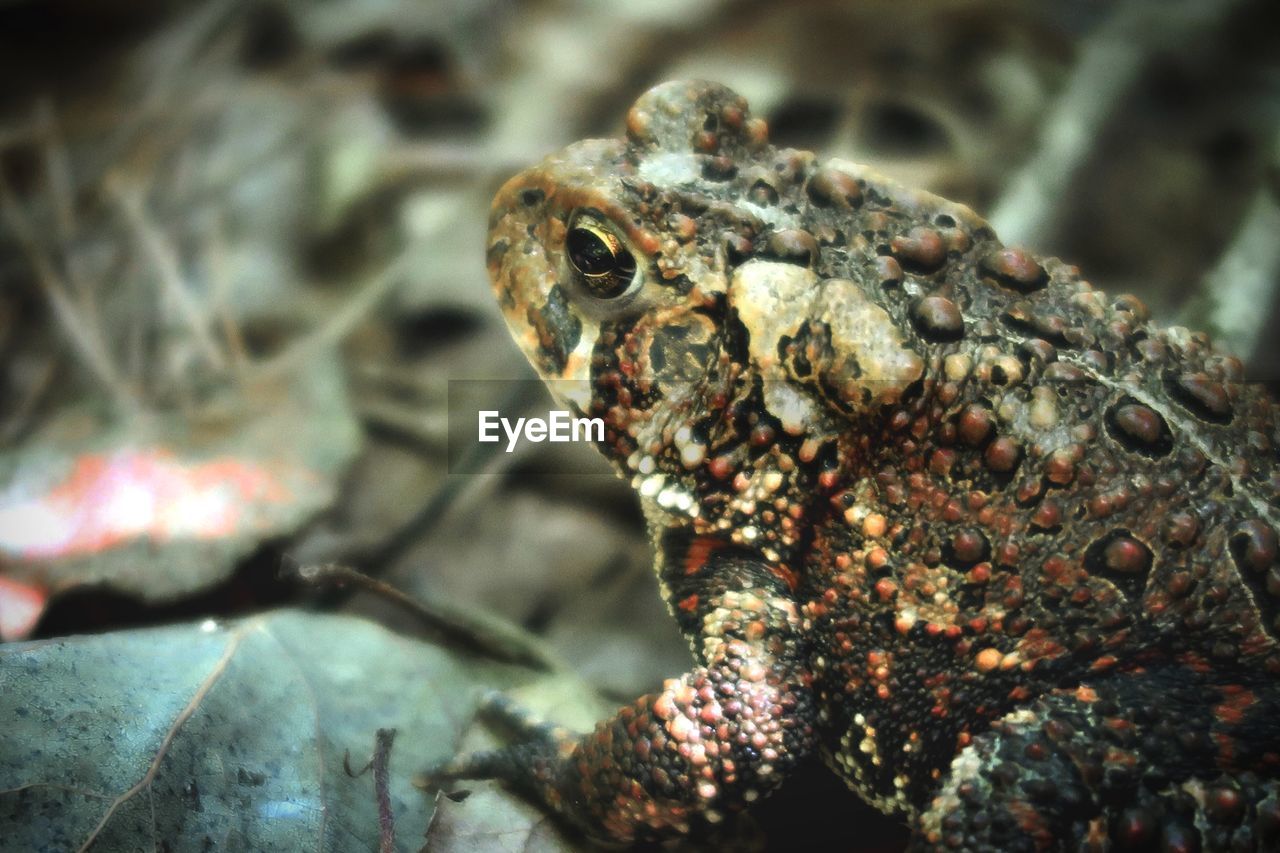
[440,580,816,843]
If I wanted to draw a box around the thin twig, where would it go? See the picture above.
[110,181,227,371]
[341,729,399,853]
[37,100,112,368]
[0,169,137,413]
[373,729,397,853]
[100,0,243,169]
[37,103,82,286]
[0,353,60,446]
[125,255,151,395]
[350,361,451,401]
[248,248,412,381]
[205,211,250,370]
[378,143,533,183]
[989,0,1253,248]
[1195,126,1280,362]
[354,380,546,573]
[355,399,450,449]
[288,562,562,673]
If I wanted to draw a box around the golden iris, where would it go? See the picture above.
[567,223,636,298]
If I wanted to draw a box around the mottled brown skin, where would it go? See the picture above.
[451,81,1280,849]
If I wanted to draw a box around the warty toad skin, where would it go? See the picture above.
[445,80,1280,851]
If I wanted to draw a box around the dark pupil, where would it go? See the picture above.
[567,226,636,297]
[568,229,616,275]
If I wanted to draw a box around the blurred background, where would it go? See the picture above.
[0,0,1277,849]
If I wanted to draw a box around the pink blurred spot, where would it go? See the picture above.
[0,449,302,560]
[0,576,47,640]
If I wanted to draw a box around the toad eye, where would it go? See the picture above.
[566,222,637,298]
